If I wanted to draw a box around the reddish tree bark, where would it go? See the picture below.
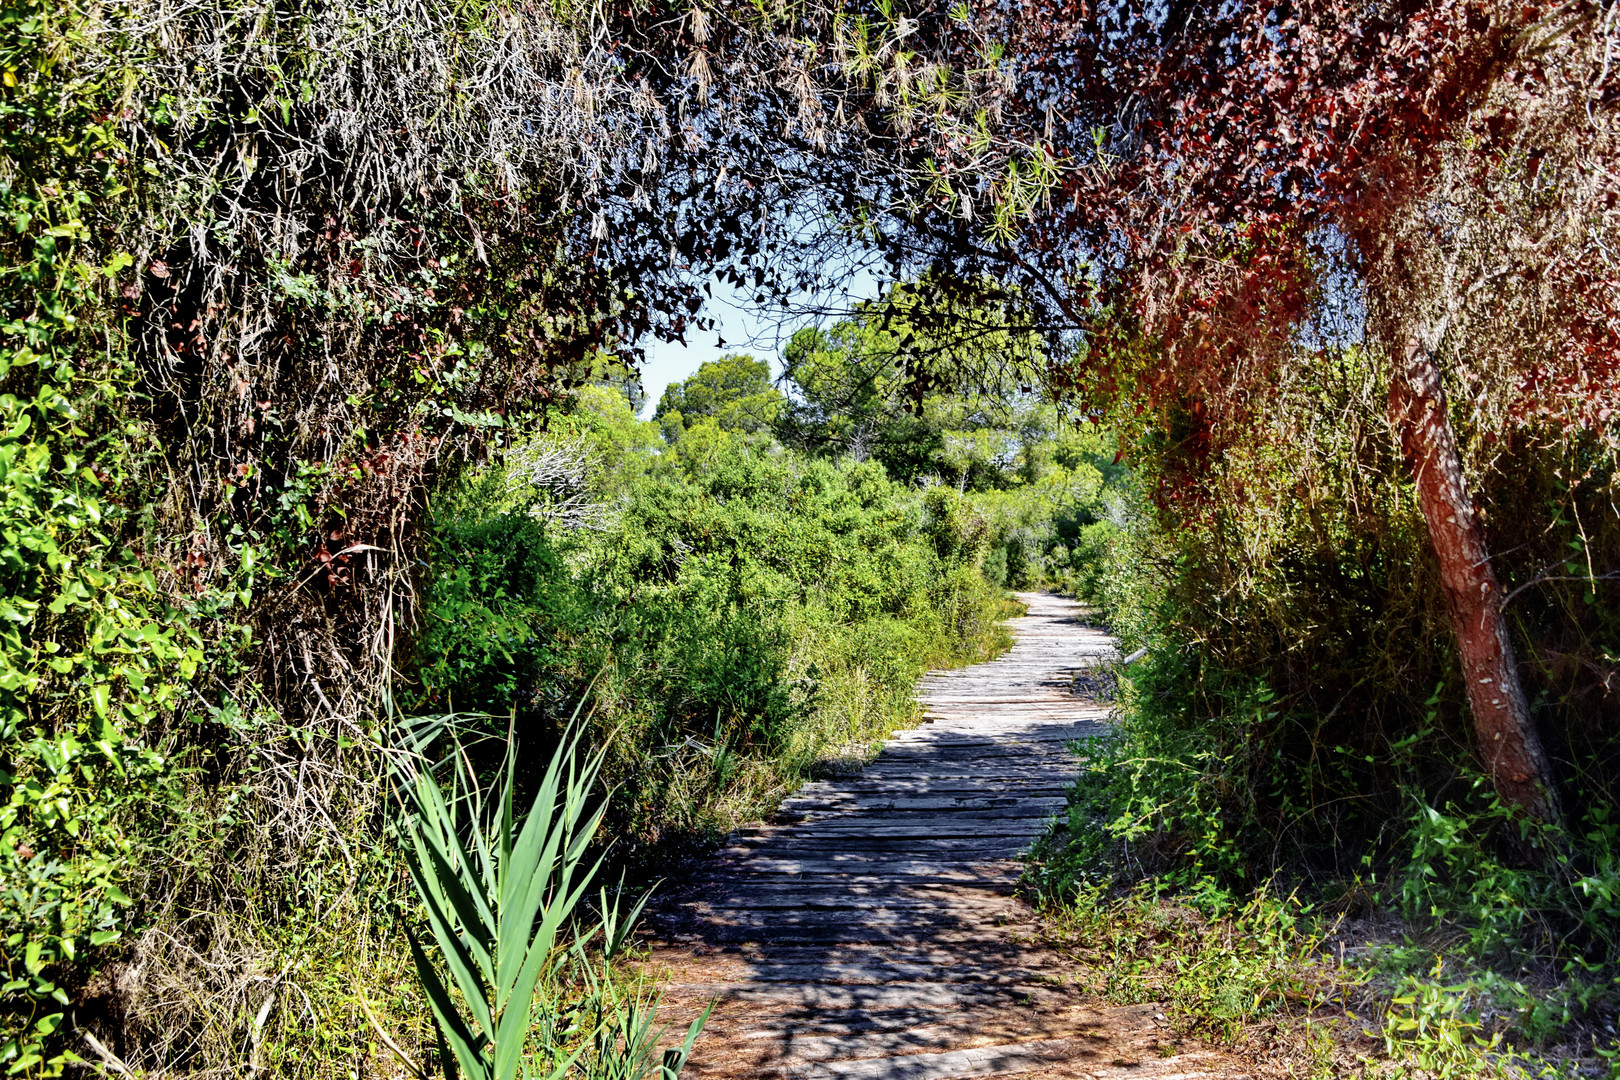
[1388,332,1560,822]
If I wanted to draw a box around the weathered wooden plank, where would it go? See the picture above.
[883,730,1084,740]
[719,835,1036,848]
[913,702,1101,709]
[665,897,1021,920]
[777,795,1068,814]
[720,1025,971,1063]
[677,887,1017,906]
[663,884,1020,907]
[667,962,1049,985]
[710,862,1023,878]
[710,948,1035,970]
[872,740,1075,751]
[775,808,1062,823]
[675,898,1026,918]
[778,797,1065,812]
[869,747,1075,761]
[683,982,1051,1008]
[768,1038,1075,1080]
[718,860,1021,878]
[665,925,1028,945]
[782,780,1070,794]
[777,790,1069,806]
[764,815,1057,832]
[848,771,1074,785]
[765,798,1066,815]
[779,784,1071,801]
[674,891,1028,912]
[849,765,1076,780]
[732,835,1043,848]
[902,739,1082,747]
[728,1012,974,1039]
[669,909,1035,930]
[716,841,1035,860]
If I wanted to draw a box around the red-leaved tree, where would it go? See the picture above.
[935,0,1620,821]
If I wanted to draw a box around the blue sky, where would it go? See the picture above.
[635,267,884,417]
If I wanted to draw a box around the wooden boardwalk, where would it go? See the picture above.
[646,594,1234,1080]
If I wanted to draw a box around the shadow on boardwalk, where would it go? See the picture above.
[641,593,1242,1080]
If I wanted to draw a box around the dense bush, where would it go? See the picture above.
[654,355,785,444]
[778,307,1131,595]
[0,7,213,1067]
[406,382,1016,867]
[1036,345,1620,1060]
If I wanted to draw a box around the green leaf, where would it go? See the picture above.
[406,928,490,1080]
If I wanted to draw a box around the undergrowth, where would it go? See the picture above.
[1030,770,1620,1078]
[1034,347,1620,1078]
[405,385,1021,874]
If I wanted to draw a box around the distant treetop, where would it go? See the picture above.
[653,355,785,443]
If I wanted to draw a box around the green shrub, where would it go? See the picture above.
[0,5,208,1067]
[410,399,1016,870]
[393,717,706,1080]
[1023,867,1337,1048]
[1037,345,1620,1063]
[412,512,584,720]
[1071,349,1620,875]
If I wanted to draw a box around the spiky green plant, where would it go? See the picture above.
[394,718,705,1080]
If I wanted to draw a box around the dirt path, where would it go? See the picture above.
[645,594,1238,1080]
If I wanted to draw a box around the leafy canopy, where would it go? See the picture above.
[653,355,784,444]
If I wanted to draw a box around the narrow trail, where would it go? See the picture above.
[646,594,1237,1080]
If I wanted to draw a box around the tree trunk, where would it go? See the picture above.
[1387,335,1561,823]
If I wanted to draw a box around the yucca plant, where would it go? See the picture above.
[392,716,706,1080]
